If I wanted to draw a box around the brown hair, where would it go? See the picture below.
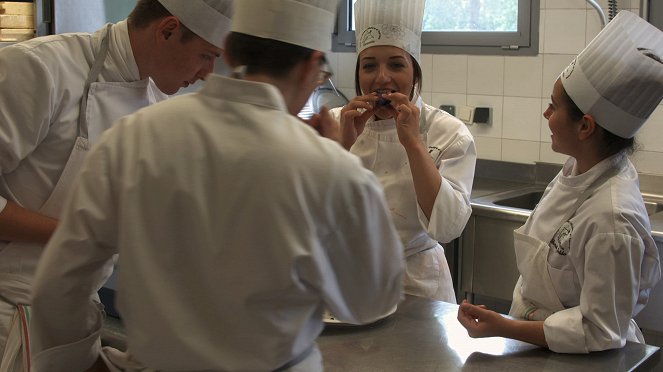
[560,85,636,155]
[225,32,314,78]
[127,0,171,29]
[128,0,197,43]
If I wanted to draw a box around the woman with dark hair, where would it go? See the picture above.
[458,11,662,354]
[329,0,477,303]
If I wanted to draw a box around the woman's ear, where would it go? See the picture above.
[578,114,598,141]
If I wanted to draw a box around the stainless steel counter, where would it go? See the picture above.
[102,295,660,371]
[320,295,660,371]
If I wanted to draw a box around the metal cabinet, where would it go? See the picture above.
[459,206,529,313]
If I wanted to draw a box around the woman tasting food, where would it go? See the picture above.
[327,0,476,302]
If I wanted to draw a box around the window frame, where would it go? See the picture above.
[332,0,540,56]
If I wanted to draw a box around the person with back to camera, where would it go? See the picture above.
[0,1,233,370]
[327,0,477,303]
[27,0,405,371]
[457,11,662,353]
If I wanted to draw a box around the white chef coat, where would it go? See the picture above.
[510,153,661,353]
[0,20,167,291]
[0,21,167,369]
[0,20,162,213]
[330,101,476,301]
[29,74,405,372]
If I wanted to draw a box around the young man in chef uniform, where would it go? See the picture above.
[0,1,233,370]
[28,0,405,371]
[458,11,662,353]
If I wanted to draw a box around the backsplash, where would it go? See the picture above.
[326,0,663,175]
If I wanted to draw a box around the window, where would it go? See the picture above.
[333,0,540,56]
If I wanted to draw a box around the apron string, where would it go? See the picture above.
[77,24,113,140]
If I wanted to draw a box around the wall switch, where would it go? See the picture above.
[454,105,491,125]
[457,105,474,124]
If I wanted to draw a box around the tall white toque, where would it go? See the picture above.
[354,0,426,66]
[231,0,340,52]
[157,0,233,49]
[560,10,663,139]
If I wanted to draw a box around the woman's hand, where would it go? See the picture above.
[379,92,421,149]
[339,93,378,150]
[458,300,548,347]
[457,300,508,338]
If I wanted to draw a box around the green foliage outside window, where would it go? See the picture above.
[423,0,518,32]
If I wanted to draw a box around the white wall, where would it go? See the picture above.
[326,0,663,175]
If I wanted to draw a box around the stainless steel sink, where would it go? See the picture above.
[463,185,663,311]
[487,188,663,216]
[472,186,546,215]
[492,190,545,210]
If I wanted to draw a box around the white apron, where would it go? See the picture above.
[352,104,455,302]
[510,167,617,320]
[0,25,163,372]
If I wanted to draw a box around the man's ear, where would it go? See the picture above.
[578,114,598,141]
[154,16,181,43]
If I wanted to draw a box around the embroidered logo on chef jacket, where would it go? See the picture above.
[550,221,574,256]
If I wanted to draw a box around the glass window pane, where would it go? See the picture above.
[350,0,519,32]
[424,0,519,32]
[335,0,539,56]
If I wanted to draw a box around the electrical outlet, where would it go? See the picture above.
[474,107,490,124]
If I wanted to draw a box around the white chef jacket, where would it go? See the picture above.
[29,74,405,372]
[330,101,475,301]
[513,153,661,353]
[0,21,167,296]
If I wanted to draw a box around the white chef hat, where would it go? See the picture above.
[157,0,233,49]
[354,0,426,66]
[231,0,339,52]
[560,11,663,139]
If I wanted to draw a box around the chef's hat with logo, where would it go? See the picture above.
[355,0,426,65]
[560,11,663,139]
[231,0,339,52]
[157,0,233,49]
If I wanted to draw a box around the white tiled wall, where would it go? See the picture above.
[327,0,663,175]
